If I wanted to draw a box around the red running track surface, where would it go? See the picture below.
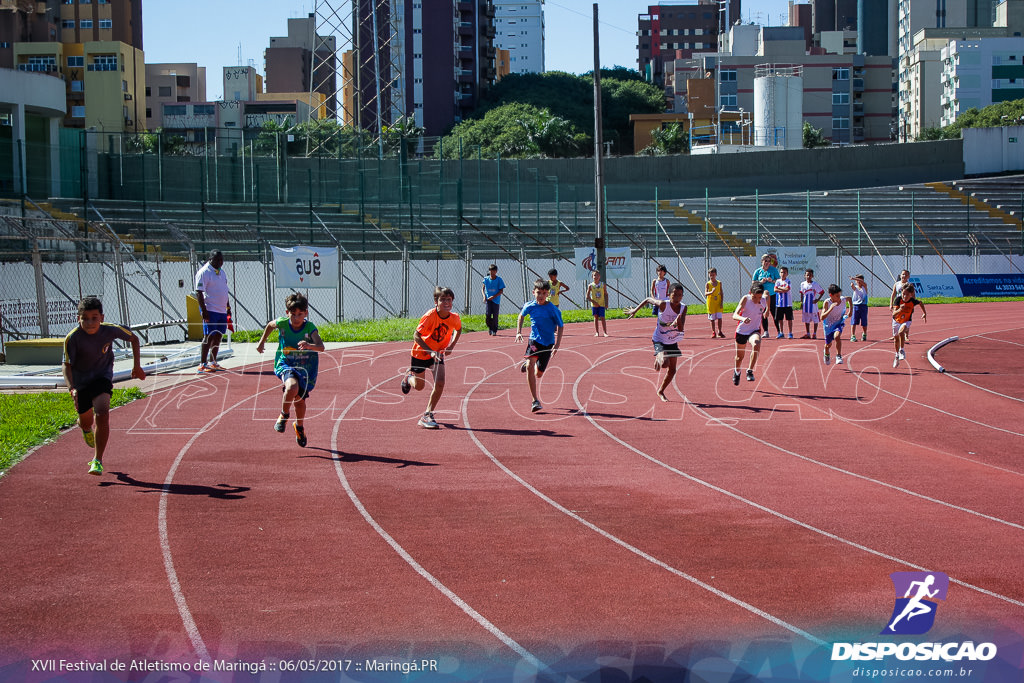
[0,301,1022,681]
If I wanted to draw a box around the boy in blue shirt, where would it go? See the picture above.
[515,279,564,413]
[481,264,506,336]
[256,293,325,447]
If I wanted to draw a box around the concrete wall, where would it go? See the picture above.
[964,125,1024,175]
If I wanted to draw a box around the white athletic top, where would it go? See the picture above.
[735,295,767,336]
[194,262,230,313]
[652,301,684,345]
[652,278,669,300]
[821,296,847,325]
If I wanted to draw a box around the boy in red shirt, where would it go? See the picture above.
[400,286,462,428]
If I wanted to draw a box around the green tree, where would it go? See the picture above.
[640,122,689,155]
[436,103,587,159]
[803,122,830,148]
[915,99,1024,140]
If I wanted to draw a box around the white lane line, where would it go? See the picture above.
[459,365,830,648]
[328,349,549,675]
[568,350,1024,608]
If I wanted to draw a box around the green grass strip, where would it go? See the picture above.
[0,387,146,475]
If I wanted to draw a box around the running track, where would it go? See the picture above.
[1,302,1022,682]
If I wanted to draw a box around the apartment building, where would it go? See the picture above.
[264,15,337,119]
[940,36,1024,126]
[637,0,742,88]
[493,0,544,75]
[145,63,206,130]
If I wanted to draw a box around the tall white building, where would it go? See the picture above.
[493,0,545,74]
[940,36,1024,126]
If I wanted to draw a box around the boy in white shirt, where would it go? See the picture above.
[820,284,852,366]
[799,269,825,339]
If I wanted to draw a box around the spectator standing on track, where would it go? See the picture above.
[731,282,768,385]
[586,269,609,337]
[481,264,505,336]
[195,249,232,373]
[63,296,146,476]
[774,266,794,339]
[799,269,825,339]
[516,279,564,413]
[547,268,570,308]
[626,282,687,402]
[752,254,781,338]
[705,267,725,338]
[849,274,869,341]
[398,286,462,429]
[255,292,325,447]
[891,285,927,368]
[650,264,670,316]
[820,284,852,366]
[890,269,911,307]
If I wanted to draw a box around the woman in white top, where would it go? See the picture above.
[627,283,687,402]
[732,282,768,385]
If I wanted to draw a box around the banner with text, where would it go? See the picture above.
[574,247,632,280]
[271,246,339,289]
[907,274,1024,298]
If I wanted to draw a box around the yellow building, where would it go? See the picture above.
[14,39,144,134]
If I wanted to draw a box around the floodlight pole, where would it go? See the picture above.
[592,4,606,282]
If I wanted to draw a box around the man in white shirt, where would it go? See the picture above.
[194,250,231,372]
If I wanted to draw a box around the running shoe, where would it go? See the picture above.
[746,370,755,382]
[531,400,542,413]
[732,370,741,386]
[893,354,900,368]
[717,332,726,338]
[776,333,784,339]
[850,335,857,342]
[274,413,288,433]
[418,412,439,429]
[208,361,226,372]
[87,459,103,476]
[787,333,794,339]
[196,363,213,374]
[836,355,844,364]
[294,423,308,447]
[401,375,411,394]
[824,353,831,366]
[898,349,906,360]
[862,333,867,341]
[82,428,95,448]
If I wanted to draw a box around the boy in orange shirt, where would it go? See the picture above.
[400,286,462,428]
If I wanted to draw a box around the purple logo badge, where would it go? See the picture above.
[882,572,949,635]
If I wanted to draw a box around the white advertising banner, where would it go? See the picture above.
[774,247,817,274]
[574,246,632,280]
[908,275,963,298]
[271,246,339,289]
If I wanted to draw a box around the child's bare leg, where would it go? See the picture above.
[93,410,110,463]
[293,396,306,426]
[835,335,843,356]
[282,378,300,415]
[426,362,446,413]
[527,358,540,401]
[709,320,716,336]
[654,351,665,371]
[812,323,818,338]
[593,317,600,336]
[748,337,761,372]
[601,317,608,336]
[734,345,746,372]
[657,359,677,401]
[410,372,426,391]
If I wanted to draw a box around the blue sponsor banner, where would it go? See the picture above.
[956,273,1024,297]
[907,275,962,298]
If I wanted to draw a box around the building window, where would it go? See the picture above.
[832,91,850,104]
[71,80,84,92]
[720,69,737,82]
[720,93,737,108]
[833,67,850,80]
[71,105,86,118]
[99,19,112,29]
[164,105,187,116]
[832,117,850,129]
[0,42,10,49]
[67,56,84,67]
[158,86,171,97]
[62,20,74,29]
[146,107,152,118]
[80,19,93,28]
[145,86,150,96]
[89,54,117,71]
[193,104,215,115]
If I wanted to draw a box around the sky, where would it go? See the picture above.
[143,0,792,101]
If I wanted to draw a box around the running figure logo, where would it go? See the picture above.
[882,572,949,635]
